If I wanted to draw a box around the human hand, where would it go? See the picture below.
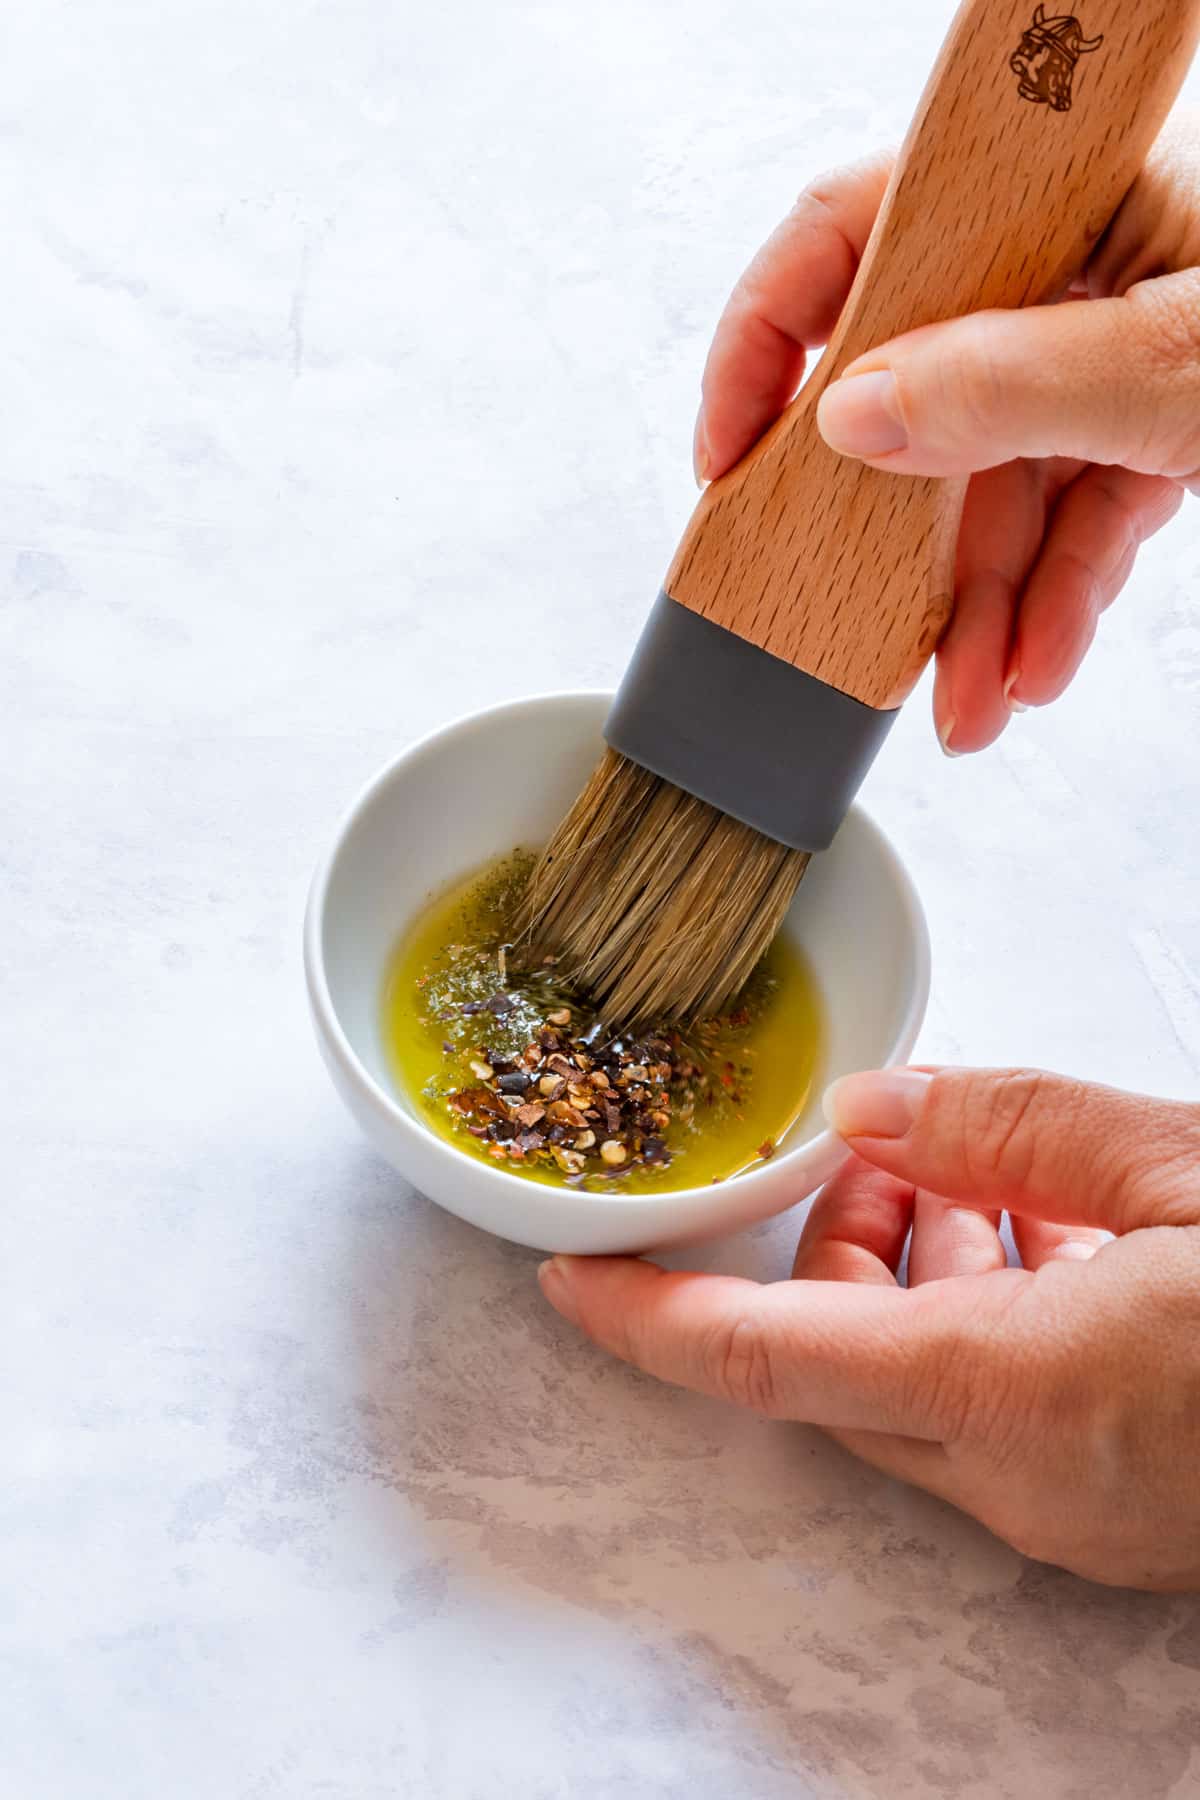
[537,1066,1200,1591]
[693,120,1200,754]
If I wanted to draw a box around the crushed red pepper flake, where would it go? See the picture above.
[442,1011,744,1180]
[423,867,790,1186]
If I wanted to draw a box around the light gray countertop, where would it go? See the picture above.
[5,3,1200,1795]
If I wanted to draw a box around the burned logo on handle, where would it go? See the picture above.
[1011,6,1103,111]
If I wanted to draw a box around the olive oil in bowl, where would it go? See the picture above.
[381,853,824,1195]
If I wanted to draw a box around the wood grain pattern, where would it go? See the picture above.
[666,0,1200,709]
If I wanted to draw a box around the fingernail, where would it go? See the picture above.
[939,714,961,759]
[693,412,711,487]
[1003,670,1028,714]
[1052,1240,1100,1263]
[818,370,908,459]
[823,1069,933,1141]
[537,1256,581,1326]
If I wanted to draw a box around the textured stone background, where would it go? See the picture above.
[4,2,1200,1794]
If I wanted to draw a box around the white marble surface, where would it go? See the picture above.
[5,2,1200,1795]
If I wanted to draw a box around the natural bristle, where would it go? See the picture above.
[515,750,809,1027]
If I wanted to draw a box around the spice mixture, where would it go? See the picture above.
[382,853,824,1194]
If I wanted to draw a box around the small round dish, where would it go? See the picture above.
[304,692,930,1255]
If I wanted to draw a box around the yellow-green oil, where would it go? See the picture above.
[381,853,825,1194]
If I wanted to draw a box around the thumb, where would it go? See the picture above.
[823,1067,1200,1235]
[816,270,1200,482]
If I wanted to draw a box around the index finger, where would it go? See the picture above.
[698,150,895,481]
[536,1253,1012,1441]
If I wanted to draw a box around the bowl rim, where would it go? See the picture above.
[304,689,931,1223]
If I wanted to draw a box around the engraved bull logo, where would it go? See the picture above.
[1011,6,1103,112]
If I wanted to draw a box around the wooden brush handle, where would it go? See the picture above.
[666,0,1200,710]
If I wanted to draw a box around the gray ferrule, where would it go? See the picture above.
[604,593,897,853]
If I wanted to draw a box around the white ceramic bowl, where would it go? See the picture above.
[305,693,929,1254]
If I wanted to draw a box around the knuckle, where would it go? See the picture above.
[961,1068,1049,1191]
[787,171,860,273]
[1173,1097,1200,1148]
[1126,275,1200,472]
[1042,547,1104,639]
[706,1313,780,1416]
[795,150,885,216]
[901,1347,974,1443]
[792,148,895,233]
[1133,270,1200,370]
[1088,473,1142,566]
[795,168,846,220]
[967,1345,1045,1464]
[1136,1118,1200,1222]
[907,1281,1029,1448]
[938,314,1012,445]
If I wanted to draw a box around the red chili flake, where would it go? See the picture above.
[757,1139,776,1161]
[545,1101,586,1129]
[450,1086,507,1119]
